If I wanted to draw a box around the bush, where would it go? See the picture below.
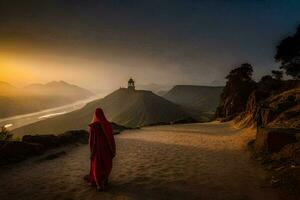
[0,126,13,141]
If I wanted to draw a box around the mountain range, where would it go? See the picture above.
[0,81,17,96]
[136,83,172,96]
[24,81,92,97]
[12,88,189,136]
[163,85,223,121]
[11,84,224,137]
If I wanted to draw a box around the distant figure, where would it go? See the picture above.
[85,108,116,191]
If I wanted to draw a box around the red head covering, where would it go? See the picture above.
[90,108,109,124]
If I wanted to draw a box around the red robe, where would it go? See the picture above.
[88,108,116,186]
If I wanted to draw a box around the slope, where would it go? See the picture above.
[12,88,189,136]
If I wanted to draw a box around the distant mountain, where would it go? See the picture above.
[163,85,223,121]
[91,88,188,127]
[156,90,168,96]
[25,81,93,98]
[136,83,172,95]
[0,81,94,118]
[0,81,18,95]
[12,88,189,136]
[0,81,14,88]
[164,85,223,111]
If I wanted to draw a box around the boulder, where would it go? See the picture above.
[234,82,299,129]
[260,108,276,127]
[271,142,300,161]
[215,78,256,119]
[22,130,89,148]
[0,130,89,166]
[255,128,300,154]
[22,134,60,148]
[0,141,44,165]
[58,130,88,144]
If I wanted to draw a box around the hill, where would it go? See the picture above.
[25,81,93,98]
[0,81,14,89]
[137,83,172,95]
[0,81,19,96]
[163,85,223,121]
[12,88,189,136]
[0,81,94,118]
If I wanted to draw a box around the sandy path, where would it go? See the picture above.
[0,122,287,200]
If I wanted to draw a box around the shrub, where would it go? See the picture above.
[0,126,13,141]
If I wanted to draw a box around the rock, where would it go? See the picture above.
[255,128,299,154]
[22,130,89,148]
[215,77,256,119]
[58,130,88,144]
[0,141,44,165]
[270,176,281,186]
[22,134,60,148]
[260,108,276,127]
[247,139,255,147]
[271,142,300,161]
[274,166,285,171]
[234,81,300,130]
[0,130,88,166]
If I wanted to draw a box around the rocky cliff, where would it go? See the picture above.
[236,79,300,128]
[216,71,300,154]
[223,78,300,190]
[215,78,256,120]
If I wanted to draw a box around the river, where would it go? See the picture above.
[0,94,104,131]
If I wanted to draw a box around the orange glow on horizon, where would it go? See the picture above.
[0,51,119,90]
[0,54,37,86]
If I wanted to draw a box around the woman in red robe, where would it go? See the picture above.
[86,108,116,190]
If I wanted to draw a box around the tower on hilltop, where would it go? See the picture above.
[128,78,135,90]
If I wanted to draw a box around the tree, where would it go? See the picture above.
[226,63,253,82]
[271,70,283,80]
[258,75,280,94]
[275,25,300,79]
[216,63,256,118]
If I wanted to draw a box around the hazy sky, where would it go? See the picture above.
[0,0,300,91]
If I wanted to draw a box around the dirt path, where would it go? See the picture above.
[0,122,288,200]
